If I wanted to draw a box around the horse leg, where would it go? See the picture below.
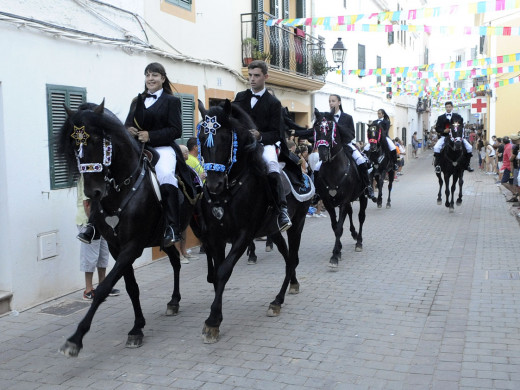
[165,246,181,316]
[346,202,358,241]
[444,173,451,208]
[267,232,291,316]
[436,172,443,205]
[456,172,464,205]
[449,174,457,212]
[59,248,135,357]
[386,171,394,208]
[376,175,383,208]
[355,196,368,252]
[122,266,146,348]
[202,235,249,344]
[246,240,257,265]
[329,204,349,268]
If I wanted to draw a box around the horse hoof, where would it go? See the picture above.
[449,208,454,213]
[355,244,363,252]
[386,203,391,209]
[58,340,81,358]
[202,324,220,344]
[329,258,339,269]
[166,304,179,316]
[377,203,382,209]
[126,334,143,349]
[456,200,462,205]
[288,283,300,294]
[247,257,257,265]
[437,200,442,205]
[267,303,281,317]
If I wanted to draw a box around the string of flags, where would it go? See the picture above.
[346,52,520,76]
[325,24,520,36]
[266,0,520,27]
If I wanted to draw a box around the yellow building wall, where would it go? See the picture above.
[493,15,520,138]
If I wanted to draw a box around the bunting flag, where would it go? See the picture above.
[326,24,520,36]
[266,0,520,27]
[346,52,520,76]
[340,64,520,81]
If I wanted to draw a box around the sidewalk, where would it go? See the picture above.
[1,151,519,390]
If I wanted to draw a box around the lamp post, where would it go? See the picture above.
[331,37,347,82]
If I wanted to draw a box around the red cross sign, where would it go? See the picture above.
[471,98,487,114]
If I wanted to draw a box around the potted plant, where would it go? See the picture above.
[311,53,329,76]
[252,49,271,62]
[242,37,258,66]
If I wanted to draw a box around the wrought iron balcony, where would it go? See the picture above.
[241,12,327,90]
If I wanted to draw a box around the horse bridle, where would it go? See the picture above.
[75,133,144,192]
[197,115,240,188]
[315,118,342,161]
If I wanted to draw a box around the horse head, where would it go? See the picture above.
[313,108,339,163]
[447,121,464,151]
[58,99,137,200]
[366,122,383,154]
[197,99,260,195]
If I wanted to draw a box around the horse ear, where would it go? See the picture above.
[94,99,105,114]
[314,108,321,120]
[198,99,207,118]
[63,104,74,118]
[223,99,232,117]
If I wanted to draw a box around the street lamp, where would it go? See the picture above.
[331,37,347,82]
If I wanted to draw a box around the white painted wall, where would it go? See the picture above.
[0,0,253,310]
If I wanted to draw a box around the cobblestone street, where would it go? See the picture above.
[1,151,519,390]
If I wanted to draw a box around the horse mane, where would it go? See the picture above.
[57,102,140,175]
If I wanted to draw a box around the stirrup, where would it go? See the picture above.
[435,165,441,173]
[77,224,96,244]
[163,225,181,248]
[277,209,292,233]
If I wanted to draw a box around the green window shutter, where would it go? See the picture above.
[165,0,192,11]
[47,85,86,190]
[174,93,195,144]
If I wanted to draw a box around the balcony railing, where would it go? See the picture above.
[241,12,326,79]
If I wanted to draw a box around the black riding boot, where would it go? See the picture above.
[160,184,182,248]
[358,163,377,202]
[466,153,474,172]
[267,172,292,232]
[433,152,441,173]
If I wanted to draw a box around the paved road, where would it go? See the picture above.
[1,152,519,390]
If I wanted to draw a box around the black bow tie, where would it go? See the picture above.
[334,114,340,118]
[145,93,157,99]
[251,94,262,99]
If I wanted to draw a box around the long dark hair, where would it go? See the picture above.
[378,108,390,121]
[143,62,174,95]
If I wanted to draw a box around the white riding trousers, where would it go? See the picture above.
[155,146,178,187]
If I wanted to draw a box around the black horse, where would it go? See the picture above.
[312,110,368,268]
[56,101,198,357]
[196,100,311,343]
[366,122,395,209]
[436,122,465,212]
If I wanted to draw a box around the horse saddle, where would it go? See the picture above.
[143,145,160,168]
[279,162,315,202]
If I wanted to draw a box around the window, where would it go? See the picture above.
[165,0,192,10]
[46,84,86,189]
[358,44,365,71]
[174,93,195,144]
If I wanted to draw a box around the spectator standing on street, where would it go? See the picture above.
[485,141,496,174]
[76,176,119,300]
[412,132,419,158]
[500,136,516,201]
